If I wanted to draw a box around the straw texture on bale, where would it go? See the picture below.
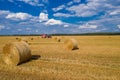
[66,39,78,50]
[3,41,31,65]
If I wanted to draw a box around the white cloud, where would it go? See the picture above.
[6,12,32,20]
[79,23,97,29]
[53,5,65,12]
[67,0,80,6]
[39,12,48,22]
[109,9,120,15]
[54,2,99,17]
[39,12,63,26]
[18,0,44,6]
[67,1,73,6]
[0,25,5,30]
[78,16,120,31]
[54,13,73,17]
[45,19,62,25]
[0,10,10,15]
[64,24,69,28]
[117,25,120,29]
[66,3,99,17]
[54,0,120,17]
[53,0,80,12]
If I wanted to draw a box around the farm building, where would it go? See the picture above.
[41,34,52,38]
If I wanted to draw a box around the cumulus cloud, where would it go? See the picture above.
[0,25,5,30]
[54,13,73,17]
[18,0,44,6]
[67,0,81,6]
[109,9,120,15]
[79,23,97,29]
[53,0,81,12]
[78,16,120,32]
[39,12,48,22]
[39,12,64,26]
[53,5,65,12]
[54,0,120,17]
[6,12,32,20]
[45,19,62,25]
[64,24,69,28]
[0,10,10,15]
[66,3,100,17]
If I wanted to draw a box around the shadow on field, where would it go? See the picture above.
[72,48,79,50]
[18,55,41,65]
[31,55,41,60]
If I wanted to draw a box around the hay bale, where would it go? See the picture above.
[53,37,61,42]
[17,38,21,41]
[66,38,78,50]
[56,37,61,42]
[53,37,57,40]
[3,41,31,65]
[18,38,28,43]
[16,37,19,40]
[31,38,34,40]
[63,38,69,43]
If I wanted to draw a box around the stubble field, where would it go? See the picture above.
[0,36,120,80]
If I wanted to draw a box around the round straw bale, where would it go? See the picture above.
[16,37,19,40]
[60,36,68,43]
[3,41,31,65]
[17,38,21,41]
[53,37,57,40]
[31,38,34,40]
[64,38,69,43]
[66,38,78,50]
[56,37,61,42]
[18,38,28,43]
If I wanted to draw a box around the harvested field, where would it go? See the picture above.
[0,36,120,80]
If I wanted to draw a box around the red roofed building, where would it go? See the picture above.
[41,34,51,38]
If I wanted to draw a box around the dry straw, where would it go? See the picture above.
[18,38,28,43]
[17,38,22,41]
[53,37,61,42]
[56,37,61,42]
[65,38,78,50]
[30,37,34,40]
[15,37,19,40]
[3,41,31,65]
[53,37,57,40]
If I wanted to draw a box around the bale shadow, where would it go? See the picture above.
[72,48,79,50]
[31,55,41,60]
[18,55,41,66]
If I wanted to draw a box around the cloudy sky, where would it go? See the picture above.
[0,0,120,35]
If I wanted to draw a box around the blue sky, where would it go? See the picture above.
[0,0,120,34]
